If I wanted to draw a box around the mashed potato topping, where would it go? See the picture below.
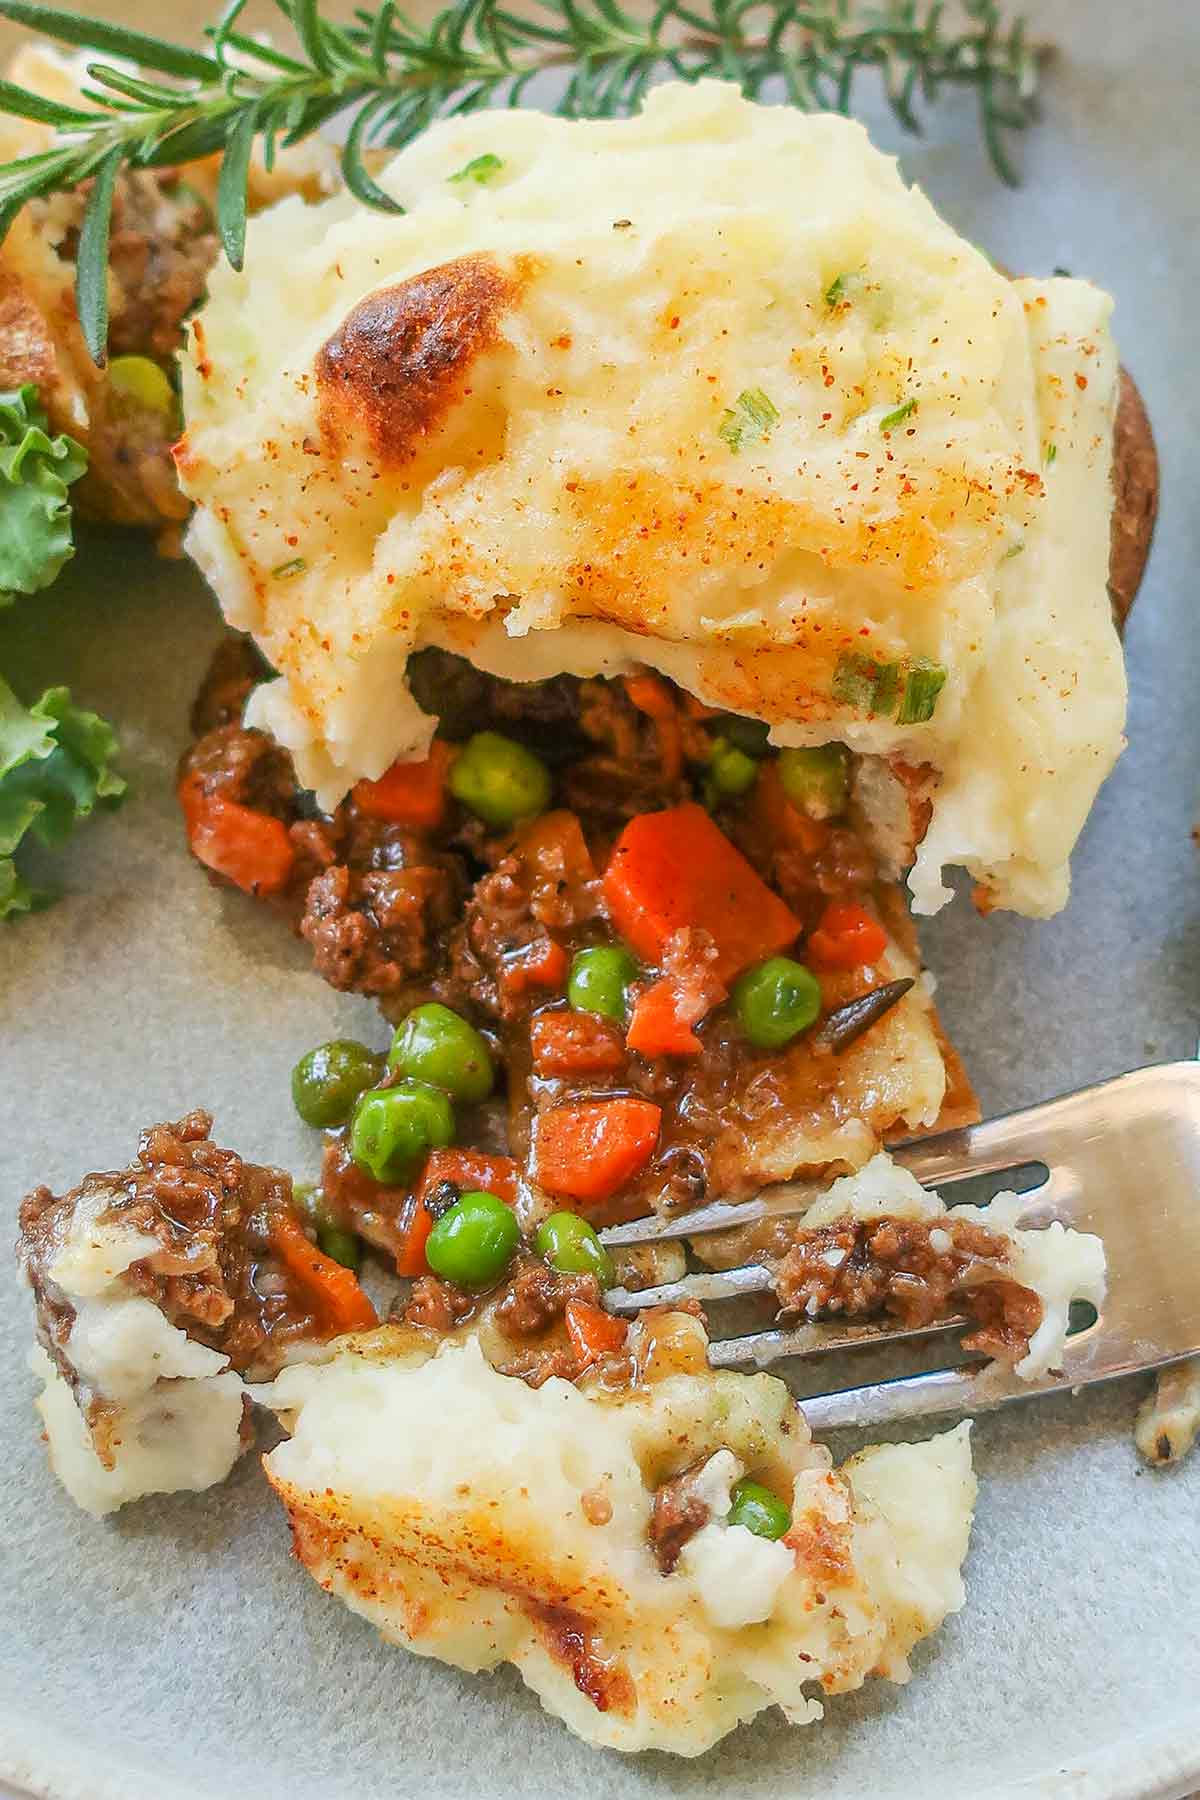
[178,80,1125,914]
[263,1329,975,1754]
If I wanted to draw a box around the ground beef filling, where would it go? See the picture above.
[773,1214,1044,1363]
[648,1460,714,1574]
[180,639,962,1257]
[19,1112,336,1415]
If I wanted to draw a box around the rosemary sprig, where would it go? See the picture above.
[0,0,1041,363]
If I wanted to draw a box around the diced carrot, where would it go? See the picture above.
[352,740,453,829]
[565,1298,628,1367]
[416,1148,520,1207]
[269,1209,378,1333]
[534,1097,661,1207]
[626,978,703,1057]
[179,776,294,896]
[602,803,801,985]
[392,1196,434,1278]
[396,1147,521,1276]
[623,671,683,783]
[806,901,889,971]
[500,936,569,1001]
[530,1010,626,1077]
[749,761,829,856]
[516,810,597,916]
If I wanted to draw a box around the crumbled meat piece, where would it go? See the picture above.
[179,722,299,817]
[492,1257,601,1338]
[563,679,687,823]
[100,171,215,360]
[406,647,591,764]
[189,636,268,735]
[773,1214,1043,1361]
[447,817,596,1021]
[648,1459,713,1574]
[403,1275,477,1333]
[301,841,462,997]
[18,1110,323,1400]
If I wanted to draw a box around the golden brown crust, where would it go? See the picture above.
[315,254,523,465]
[1109,365,1159,630]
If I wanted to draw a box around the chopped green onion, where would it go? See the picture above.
[272,557,306,579]
[1044,441,1058,465]
[873,659,900,717]
[824,272,847,307]
[1003,541,1025,560]
[832,651,901,716]
[896,658,948,725]
[832,651,946,723]
[880,398,918,432]
[719,387,781,453]
[449,153,504,186]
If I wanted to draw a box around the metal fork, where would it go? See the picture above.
[598,1061,1200,1431]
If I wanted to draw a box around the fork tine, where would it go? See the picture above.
[605,1263,774,1313]
[706,1311,969,1370]
[599,1179,821,1247]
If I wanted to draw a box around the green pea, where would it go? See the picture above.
[107,354,177,419]
[425,1189,519,1287]
[715,714,771,758]
[705,736,759,802]
[316,1224,362,1270]
[727,1479,792,1541]
[568,945,638,1021]
[448,730,552,827]
[534,1211,615,1287]
[733,956,821,1050]
[778,744,851,820]
[388,1003,494,1103]
[291,1039,386,1129]
[349,1080,454,1185]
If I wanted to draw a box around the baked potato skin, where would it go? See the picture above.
[1109,367,1159,631]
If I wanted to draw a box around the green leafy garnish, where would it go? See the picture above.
[719,388,781,453]
[824,272,848,307]
[0,678,126,919]
[0,386,87,605]
[832,650,947,723]
[880,398,918,432]
[0,0,1043,364]
[449,153,504,186]
[272,556,307,579]
[1044,440,1057,465]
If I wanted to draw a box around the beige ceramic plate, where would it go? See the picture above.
[2,1,1199,1795]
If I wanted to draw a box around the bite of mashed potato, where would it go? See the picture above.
[178,79,1125,915]
[262,1325,976,1755]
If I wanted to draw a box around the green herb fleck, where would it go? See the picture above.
[1044,441,1057,465]
[449,153,504,186]
[880,398,918,432]
[896,658,948,725]
[825,273,847,307]
[272,557,307,580]
[719,388,781,453]
[1003,541,1025,560]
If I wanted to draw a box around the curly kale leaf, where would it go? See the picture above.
[0,384,88,605]
[0,678,126,919]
